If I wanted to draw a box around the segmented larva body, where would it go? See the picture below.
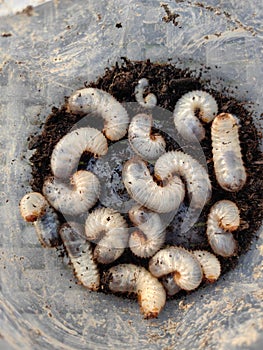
[43,170,100,216]
[154,151,211,209]
[122,157,185,213]
[128,205,166,258]
[192,250,221,282]
[20,192,60,247]
[59,222,100,291]
[67,88,129,141]
[161,274,181,296]
[107,264,166,319]
[211,113,247,192]
[85,207,129,264]
[128,114,166,161]
[149,247,203,291]
[173,90,218,141]
[51,127,108,180]
[134,78,157,109]
[206,200,240,257]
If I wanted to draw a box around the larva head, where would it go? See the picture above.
[129,205,151,226]
[20,192,48,222]
[122,157,149,182]
[67,88,94,115]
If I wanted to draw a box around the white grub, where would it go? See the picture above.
[211,113,247,192]
[128,205,166,258]
[206,200,240,257]
[43,170,100,216]
[51,127,108,180]
[161,274,181,296]
[107,264,166,319]
[149,247,203,291]
[20,192,60,247]
[122,157,185,213]
[67,88,129,141]
[134,78,157,109]
[59,222,100,291]
[173,90,218,141]
[155,151,212,210]
[192,250,221,282]
[85,207,129,264]
[128,113,166,161]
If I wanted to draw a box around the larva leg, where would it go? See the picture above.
[192,250,221,282]
[134,78,157,109]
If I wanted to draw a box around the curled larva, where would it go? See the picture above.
[134,78,157,109]
[106,264,166,319]
[192,250,221,282]
[206,200,240,257]
[122,157,185,213]
[149,247,203,291]
[67,88,129,140]
[211,113,247,192]
[173,90,218,141]
[20,192,60,247]
[85,207,129,264]
[59,222,100,291]
[161,274,181,296]
[43,170,100,216]
[128,113,166,161]
[128,205,165,258]
[51,127,108,179]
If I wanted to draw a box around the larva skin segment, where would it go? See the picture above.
[59,222,100,291]
[149,247,203,291]
[51,127,108,180]
[193,250,221,282]
[206,200,240,257]
[128,114,166,162]
[161,274,181,296]
[128,205,165,258]
[122,158,185,213]
[85,207,129,264]
[173,90,218,141]
[211,113,247,192]
[67,88,129,141]
[107,264,166,319]
[43,170,100,216]
[134,78,157,109]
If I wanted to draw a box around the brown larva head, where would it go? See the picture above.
[20,192,48,222]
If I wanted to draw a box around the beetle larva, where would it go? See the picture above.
[206,200,240,257]
[106,264,166,319]
[85,207,129,264]
[173,90,218,141]
[192,250,221,282]
[128,113,166,161]
[134,78,157,109]
[59,222,100,291]
[128,205,165,258]
[149,247,203,291]
[122,157,185,213]
[43,170,100,216]
[67,88,129,141]
[211,113,247,192]
[20,192,60,247]
[161,274,181,296]
[51,127,108,180]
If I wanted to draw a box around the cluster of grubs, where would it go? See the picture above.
[20,79,247,319]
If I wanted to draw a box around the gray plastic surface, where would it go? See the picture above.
[0,0,262,349]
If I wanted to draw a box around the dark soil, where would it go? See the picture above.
[29,58,263,297]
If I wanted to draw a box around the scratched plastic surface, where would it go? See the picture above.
[0,1,262,349]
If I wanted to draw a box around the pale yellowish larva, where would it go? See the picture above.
[51,127,108,180]
[59,222,100,291]
[67,88,129,141]
[85,207,129,264]
[42,170,100,216]
[106,264,166,319]
[206,200,240,257]
[211,113,247,192]
[128,205,166,258]
[161,274,181,296]
[122,157,185,213]
[192,250,221,282]
[134,78,157,109]
[20,192,60,247]
[173,90,218,141]
[149,247,203,291]
[128,113,166,161]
